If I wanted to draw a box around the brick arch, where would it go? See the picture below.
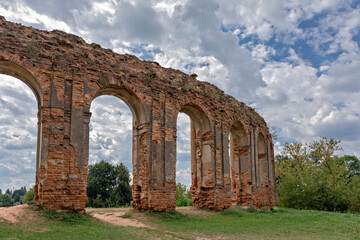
[91,86,147,126]
[178,103,212,135]
[0,59,45,204]
[0,17,276,212]
[228,120,252,205]
[0,60,43,106]
[227,116,250,136]
[173,101,215,208]
[174,97,214,124]
[86,86,151,211]
[230,120,248,145]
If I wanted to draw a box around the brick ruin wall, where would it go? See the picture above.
[0,16,277,212]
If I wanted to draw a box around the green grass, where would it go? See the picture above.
[0,207,359,240]
[148,207,360,239]
[0,210,166,240]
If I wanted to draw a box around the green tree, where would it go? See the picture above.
[176,183,192,207]
[12,186,27,203]
[276,137,359,212]
[86,161,132,207]
[346,175,360,212]
[0,194,14,207]
[110,163,132,206]
[13,193,21,203]
[23,188,35,204]
[87,160,117,203]
[334,155,360,177]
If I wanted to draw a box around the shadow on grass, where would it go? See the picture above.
[149,211,188,221]
[43,211,91,224]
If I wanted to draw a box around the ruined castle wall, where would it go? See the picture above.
[0,16,276,212]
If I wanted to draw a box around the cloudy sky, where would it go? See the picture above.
[0,0,359,192]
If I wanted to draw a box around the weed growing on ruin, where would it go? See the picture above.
[26,36,37,55]
[81,55,92,63]
[181,85,191,92]
[147,72,157,80]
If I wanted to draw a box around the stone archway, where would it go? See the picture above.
[89,87,149,210]
[0,61,44,203]
[0,16,277,212]
[229,120,252,206]
[177,104,214,209]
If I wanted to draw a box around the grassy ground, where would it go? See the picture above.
[0,210,164,240]
[148,207,360,240]
[0,206,359,240]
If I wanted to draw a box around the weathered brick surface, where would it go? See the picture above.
[0,16,276,212]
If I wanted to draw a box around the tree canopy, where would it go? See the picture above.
[275,137,360,212]
[86,160,132,208]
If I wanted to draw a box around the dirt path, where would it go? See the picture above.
[0,204,43,224]
[86,208,152,228]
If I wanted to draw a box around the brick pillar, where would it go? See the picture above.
[192,129,228,211]
[34,107,43,203]
[230,132,240,203]
[132,122,152,211]
[137,94,176,211]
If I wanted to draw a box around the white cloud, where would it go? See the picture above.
[176,112,190,155]
[256,51,360,154]
[0,75,37,192]
[0,0,359,191]
[0,1,72,32]
[89,95,133,168]
[176,168,191,189]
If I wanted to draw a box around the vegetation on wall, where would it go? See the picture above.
[275,137,360,212]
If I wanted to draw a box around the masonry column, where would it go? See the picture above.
[145,94,177,211]
[239,135,252,206]
[132,122,152,211]
[213,124,231,211]
[190,120,197,195]
[267,138,277,207]
[34,106,45,203]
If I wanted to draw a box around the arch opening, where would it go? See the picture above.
[175,104,213,207]
[175,112,192,206]
[0,61,43,106]
[229,121,251,205]
[87,95,134,207]
[0,73,39,201]
[87,87,147,208]
[94,88,146,126]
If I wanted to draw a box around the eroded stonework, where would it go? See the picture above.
[0,16,277,212]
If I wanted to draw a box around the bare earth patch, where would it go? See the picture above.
[0,204,44,225]
[86,208,152,228]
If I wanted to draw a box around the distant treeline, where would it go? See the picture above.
[0,186,34,207]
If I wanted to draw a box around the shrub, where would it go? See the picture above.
[22,188,35,205]
[276,137,360,213]
[0,194,14,207]
[86,161,132,208]
[176,183,192,207]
